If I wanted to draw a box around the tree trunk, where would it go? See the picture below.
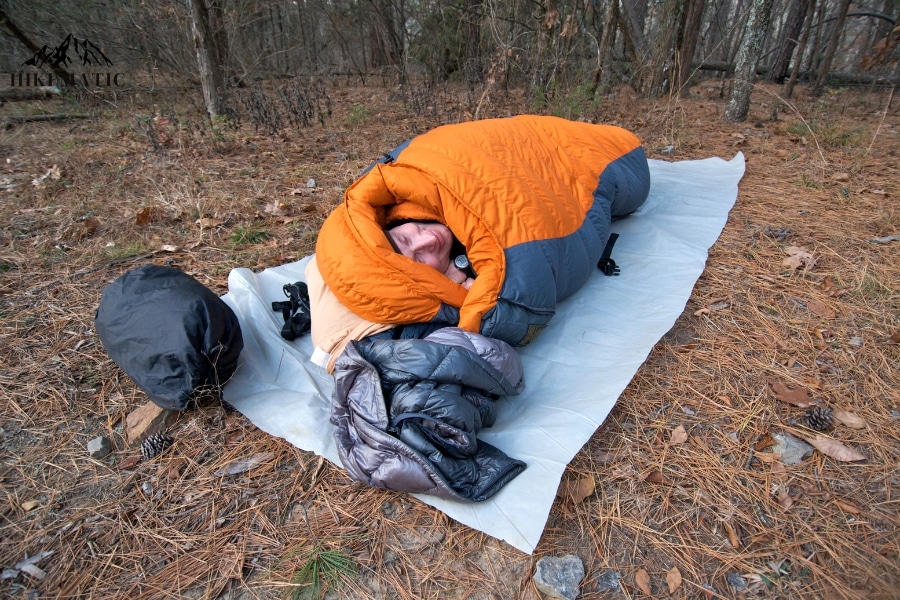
[766,0,809,82]
[806,0,826,74]
[187,0,227,119]
[464,0,483,85]
[783,0,817,98]
[619,0,649,64]
[676,0,708,95]
[594,0,619,91]
[0,6,72,82]
[297,0,318,72]
[812,0,852,95]
[724,0,774,122]
[641,0,687,97]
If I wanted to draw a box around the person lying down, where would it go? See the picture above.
[304,115,651,502]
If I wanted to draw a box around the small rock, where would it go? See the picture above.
[306,178,316,188]
[141,482,153,495]
[771,432,814,465]
[87,435,111,459]
[126,401,178,447]
[533,554,584,600]
[595,569,622,592]
[726,572,747,592]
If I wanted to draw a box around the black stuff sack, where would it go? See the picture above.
[95,265,243,411]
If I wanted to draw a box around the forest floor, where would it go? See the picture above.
[0,77,897,600]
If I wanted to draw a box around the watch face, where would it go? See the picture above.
[454,255,469,269]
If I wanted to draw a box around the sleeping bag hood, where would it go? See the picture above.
[316,115,650,346]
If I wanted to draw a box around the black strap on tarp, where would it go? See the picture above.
[597,233,620,276]
[271,281,312,340]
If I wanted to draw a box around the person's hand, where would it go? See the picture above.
[444,263,473,289]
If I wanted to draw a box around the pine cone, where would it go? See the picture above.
[803,406,833,431]
[141,432,174,459]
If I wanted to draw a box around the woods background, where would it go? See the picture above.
[1,0,898,123]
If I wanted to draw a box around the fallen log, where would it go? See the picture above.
[1,113,90,130]
[693,62,900,87]
[0,86,61,101]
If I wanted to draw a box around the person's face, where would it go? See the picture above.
[387,222,453,274]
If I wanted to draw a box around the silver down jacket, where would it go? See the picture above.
[330,327,526,502]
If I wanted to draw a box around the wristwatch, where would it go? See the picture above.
[454,255,476,279]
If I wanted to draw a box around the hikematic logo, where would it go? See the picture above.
[11,33,124,87]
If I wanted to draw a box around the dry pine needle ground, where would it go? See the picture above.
[0,80,897,599]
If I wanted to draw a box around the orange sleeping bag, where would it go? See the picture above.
[316,115,650,346]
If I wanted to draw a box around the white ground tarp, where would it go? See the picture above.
[221,152,746,554]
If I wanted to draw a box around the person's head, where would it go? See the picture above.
[385,220,453,274]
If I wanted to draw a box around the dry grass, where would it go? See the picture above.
[0,80,897,599]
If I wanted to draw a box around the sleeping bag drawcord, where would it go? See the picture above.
[271,281,312,341]
[597,233,620,276]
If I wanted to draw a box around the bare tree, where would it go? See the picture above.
[0,4,71,81]
[675,0,708,95]
[187,0,227,118]
[811,0,851,95]
[464,0,483,85]
[783,0,817,98]
[766,0,810,83]
[724,0,774,122]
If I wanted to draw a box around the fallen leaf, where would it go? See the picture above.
[754,452,779,463]
[557,476,595,505]
[264,201,291,216]
[135,206,163,226]
[783,246,816,271]
[13,551,52,581]
[832,172,850,182]
[888,332,900,344]
[803,435,867,462]
[659,567,679,593]
[806,299,836,319]
[19,564,45,580]
[610,464,635,479]
[197,217,224,228]
[832,498,862,514]
[768,382,816,407]
[118,456,141,469]
[643,469,673,485]
[773,483,793,509]
[214,452,274,476]
[594,449,625,463]
[723,520,741,548]
[21,500,40,511]
[671,425,688,445]
[635,568,652,595]
[832,408,866,429]
[754,432,776,451]
[803,377,825,390]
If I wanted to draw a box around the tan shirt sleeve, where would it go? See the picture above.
[306,256,392,374]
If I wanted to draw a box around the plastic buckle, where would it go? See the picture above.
[597,258,620,276]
